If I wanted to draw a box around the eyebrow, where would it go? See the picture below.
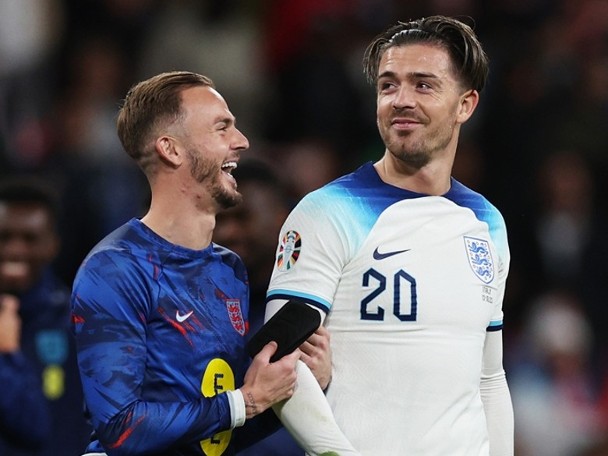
[377,70,443,90]
[410,71,440,80]
[215,115,236,126]
[378,70,440,81]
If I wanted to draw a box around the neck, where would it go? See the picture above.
[375,151,454,196]
[141,211,215,250]
[141,179,217,250]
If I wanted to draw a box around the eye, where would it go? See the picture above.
[417,81,432,90]
[378,80,397,93]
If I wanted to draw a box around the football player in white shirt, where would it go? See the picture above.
[265,15,514,456]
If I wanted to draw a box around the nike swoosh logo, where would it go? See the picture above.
[373,247,411,260]
[176,310,194,323]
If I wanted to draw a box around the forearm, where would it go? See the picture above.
[273,360,360,456]
[481,331,514,456]
[481,370,514,456]
[93,394,233,456]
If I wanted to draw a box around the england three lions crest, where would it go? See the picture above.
[464,236,494,284]
[226,299,246,335]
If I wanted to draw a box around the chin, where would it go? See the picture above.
[216,191,243,210]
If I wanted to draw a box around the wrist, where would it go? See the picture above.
[244,390,259,419]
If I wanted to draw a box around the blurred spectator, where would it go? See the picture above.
[534,151,595,286]
[502,148,606,344]
[47,33,148,284]
[598,382,608,443]
[214,158,304,455]
[451,136,488,192]
[0,175,91,456]
[509,290,605,456]
[514,151,608,382]
[260,0,370,158]
[275,138,345,202]
[59,0,158,66]
[0,0,65,170]
[577,437,608,456]
[137,0,269,137]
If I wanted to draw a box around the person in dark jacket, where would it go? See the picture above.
[0,176,92,456]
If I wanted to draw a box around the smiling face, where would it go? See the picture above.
[0,202,58,294]
[175,86,250,209]
[375,43,478,169]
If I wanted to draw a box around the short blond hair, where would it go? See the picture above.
[116,71,215,174]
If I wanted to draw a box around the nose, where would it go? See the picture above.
[392,86,416,110]
[233,128,249,151]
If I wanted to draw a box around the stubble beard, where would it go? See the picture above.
[384,120,454,170]
[188,149,242,210]
[391,142,431,169]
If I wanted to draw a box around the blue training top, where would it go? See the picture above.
[71,218,251,456]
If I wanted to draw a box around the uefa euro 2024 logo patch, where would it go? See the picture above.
[277,230,301,271]
[464,236,494,284]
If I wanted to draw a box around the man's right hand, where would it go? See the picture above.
[240,341,299,419]
[0,294,21,353]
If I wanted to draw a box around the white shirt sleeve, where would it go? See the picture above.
[481,330,514,456]
[226,389,246,429]
[266,299,360,456]
[273,360,360,456]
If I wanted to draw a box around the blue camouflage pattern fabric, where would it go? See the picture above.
[71,218,250,456]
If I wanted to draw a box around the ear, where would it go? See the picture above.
[155,136,183,168]
[456,89,479,124]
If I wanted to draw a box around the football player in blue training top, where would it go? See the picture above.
[71,71,358,456]
[265,16,515,455]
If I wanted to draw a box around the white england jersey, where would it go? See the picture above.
[267,162,510,455]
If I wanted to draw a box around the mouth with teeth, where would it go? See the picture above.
[221,161,238,184]
[0,260,30,289]
[221,161,237,172]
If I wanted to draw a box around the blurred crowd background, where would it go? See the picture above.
[1,0,608,454]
